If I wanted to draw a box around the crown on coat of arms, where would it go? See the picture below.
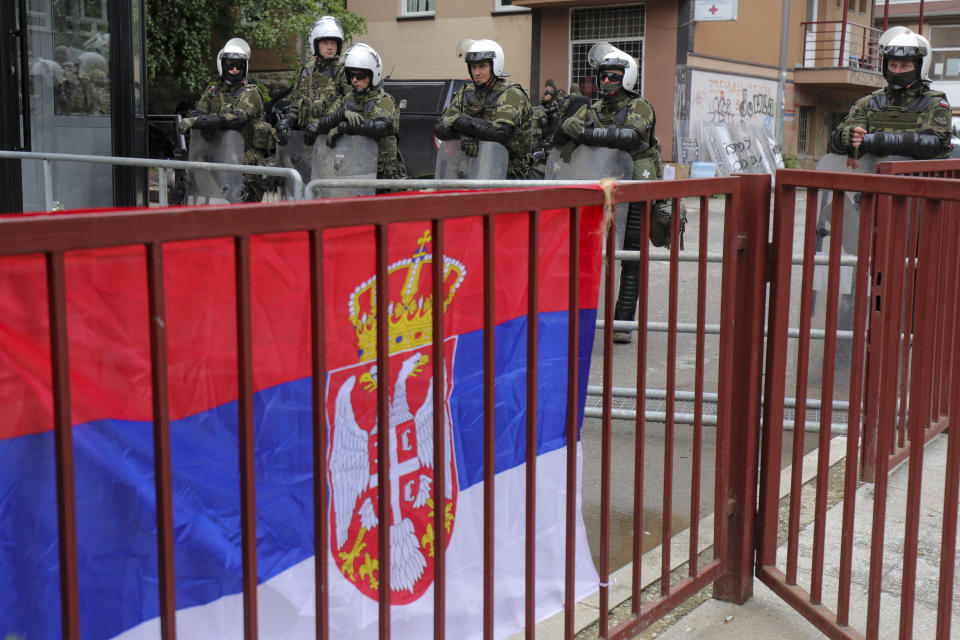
[349,231,466,363]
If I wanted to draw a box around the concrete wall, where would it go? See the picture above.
[348,0,533,86]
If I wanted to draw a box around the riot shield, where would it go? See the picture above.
[544,145,633,181]
[186,129,246,204]
[277,130,311,200]
[311,133,378,199]
[810,153,912,389]
[434,140,509,180]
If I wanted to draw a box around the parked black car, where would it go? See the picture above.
[384,79,469,178]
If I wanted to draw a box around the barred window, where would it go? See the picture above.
[797,106,813,154]
[403,0,435,16]
[570,5,645,99]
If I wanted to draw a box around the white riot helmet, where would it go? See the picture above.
[217,37,251,85]
[588,41,639,96]
[879,28,931,88]
[457,38,508,82]
[309,15,344,59]
[342,43,383,88]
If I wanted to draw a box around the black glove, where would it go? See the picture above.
[435,116,457,140]
[579,126,642,151]
[859,131,943,159]
[460,135,479,157]
[559,139,576,163]
[275,118,291,145]
[303,122,320,146]
[453,115,512,144]
[191,114,223,130]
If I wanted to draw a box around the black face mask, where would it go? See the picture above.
[887,70,917,90]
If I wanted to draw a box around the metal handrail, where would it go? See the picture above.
[0,150,305,209]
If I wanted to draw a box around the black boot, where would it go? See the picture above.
[613,201,646,343]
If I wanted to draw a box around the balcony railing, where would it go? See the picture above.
[800,20,883,72]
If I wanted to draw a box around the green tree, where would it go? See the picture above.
[146,0,365,96]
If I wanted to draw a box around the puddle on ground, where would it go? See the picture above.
[582,504,694,574]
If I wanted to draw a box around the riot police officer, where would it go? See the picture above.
[278,16,349,146]
[313,43,406,180]
[555,42,671,343]
[829,28,952,162]
[435,39,534,179]
[178,38,276,201]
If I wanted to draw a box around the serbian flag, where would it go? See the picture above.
[0,206,603,639]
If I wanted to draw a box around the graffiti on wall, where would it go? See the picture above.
[689,70,779,130]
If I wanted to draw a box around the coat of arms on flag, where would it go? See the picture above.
[327,230,463,603]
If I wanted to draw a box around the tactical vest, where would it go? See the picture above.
[304,60,341,120]
[459,80,534,168]
[585,96,658,152]
[865,90,942,132]
[202,83,262,150]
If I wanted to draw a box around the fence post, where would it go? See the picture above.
[714,173,770,603]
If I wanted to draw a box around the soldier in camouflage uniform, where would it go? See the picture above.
[276,16,349,146]
[555,42,675,343]
[312,43,406,180]
[178,38,276,201]
[435,39,533,179]
[829,28,952,161]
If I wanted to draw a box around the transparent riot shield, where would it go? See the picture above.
[434,140,509,180]
[546,144,633,245]
[277,130,311,200]
[810,153,912,389]
[311,133,378,199]
[186,130,246,204]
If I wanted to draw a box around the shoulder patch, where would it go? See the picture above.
[940,100,951,108]
[935,110,949,126]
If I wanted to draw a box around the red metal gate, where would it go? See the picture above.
[758,164,960,640]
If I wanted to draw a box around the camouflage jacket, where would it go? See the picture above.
[565,90,662,180]
[829,84,953,158]
[331,87,407,180]
[440,78,534,179]
[287,57,349,129]
[193,81,273,160]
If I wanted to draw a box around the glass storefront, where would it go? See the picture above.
[1,0,146,213]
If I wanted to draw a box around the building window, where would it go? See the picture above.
[403,0,435,16]
[859,0,867,13]
[930,25,960,82]
[569,4,645,99]
[797,106,813,154]
[495,0,529,12]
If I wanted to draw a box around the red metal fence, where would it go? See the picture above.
[2,163,958,639]
[0,177,765,639]
[758,166,960,639]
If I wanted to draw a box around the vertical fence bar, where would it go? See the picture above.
[898,199,942,639]
[524,210,539,640]
[598,202,614,636]
[715,173,766,602]
[757,183,797,567]
[688,196,709,574]
[630,201,651,611]
[432,218,448,640]
[309,229,329,640]
[896,203,920,450]
[158,168,169,208]
[810,191,847,604]
[235,236,259,640]
[47,250,80,638]
[483,214,496,640]
[936,224,960,640]
[375,223,392,640]
[787,189,821,586]
[660,198,680,595]
[866,196,909,640]
[711,190,742,595]
[836,192,876,625]
[146,243,177,639]
[563,207,581,639]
